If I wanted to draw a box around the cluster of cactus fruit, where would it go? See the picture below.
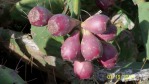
[28,6,118,79]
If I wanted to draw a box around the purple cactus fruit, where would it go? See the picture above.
[98,42,118,69]
[73,60,93,79]
[61,31,80,62]
[81,29,103,61]
[48,14,80,36]
[81,14,110,34]
[28,6,53,27]
[96,24,117,41]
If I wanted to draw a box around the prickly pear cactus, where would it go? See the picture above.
[31,26,64,57]
[0,65,26,84]
[0,0,149,83]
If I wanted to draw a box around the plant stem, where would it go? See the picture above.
[71,0,81,19]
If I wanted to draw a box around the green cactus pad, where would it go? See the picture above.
[0,65,26,84]
[31,26,64,57]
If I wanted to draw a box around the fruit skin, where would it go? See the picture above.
[73,60,93,79]
[95,0,114,10]
[96,24,117,41]
[98,42,118,69]
[48,14,80,36]
[61,31,80,62]
[81,29,103,61]
[81,14,110,34]
[28,6,53,27]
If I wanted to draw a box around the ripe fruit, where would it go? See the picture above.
[98,42,118,69]
[28,6,53,27]
[73,60,93,79]
[95,0,114,10]
[61,31,80,62]
[81,14,110,34]
[81,29,103,61]
[48,14,80,36]
[96,24,117,41]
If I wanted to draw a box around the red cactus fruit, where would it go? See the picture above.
[81,14,110,34]
[98,42,118,69]
[48,14,80,36]
[74,60,94,79]
[61,31,80,62]
[81,29,103,61]
[96,24,117,41]
[28,6,53,27]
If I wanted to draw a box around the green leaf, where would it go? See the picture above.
[119,61,148,69]
[113,30,138,61]
[67,0,81,19]
[138,2,149,60]
[0,65,26,84]
[132,0,145,5]
[31,26,64,57]
[131,17,143,45]
[137,51,146,62]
